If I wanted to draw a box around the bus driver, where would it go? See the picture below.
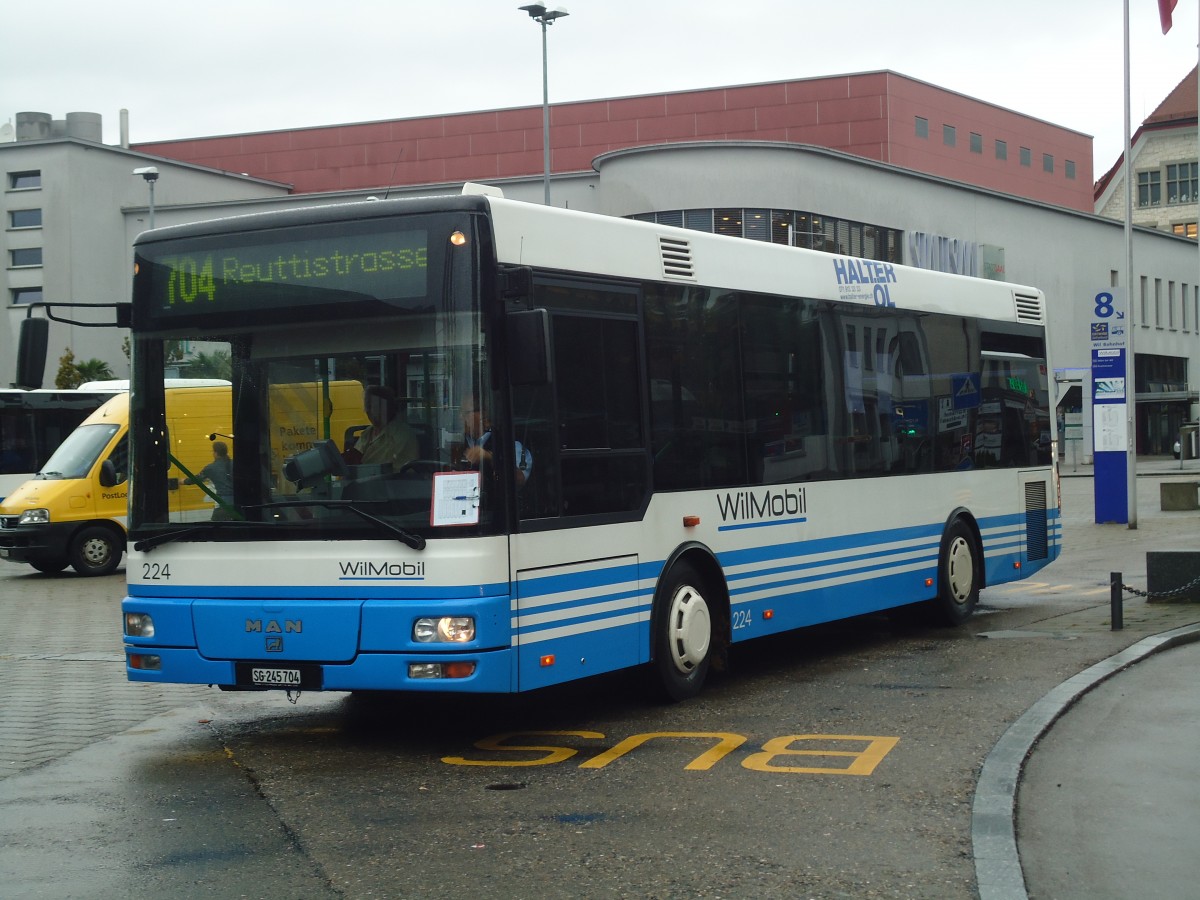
[460,393,532,487]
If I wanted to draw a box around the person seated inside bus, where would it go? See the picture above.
[460,392,532,487]
[183,440,235,520]
[343,385,419,472]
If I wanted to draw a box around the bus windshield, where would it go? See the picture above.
[128,209,496,541]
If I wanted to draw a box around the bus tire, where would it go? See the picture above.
[69,526,123,577]
[30,558,68,574]
[931,518,979,626]
[652,561,713,702]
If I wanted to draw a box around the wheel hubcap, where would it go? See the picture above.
[946,536,974,604]
[83,538,110,566]
[667,584,711,674]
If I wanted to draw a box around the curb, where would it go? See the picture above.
[971,622,1200,900]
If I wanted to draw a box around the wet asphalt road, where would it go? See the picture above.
[2,468,1198,899]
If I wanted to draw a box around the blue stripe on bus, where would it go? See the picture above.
[717,516,807,532]
[516,560,642,599]
[724,540,938,585]
[129,582,511,600]
[508,509,1061,643]
[726,551,941,602]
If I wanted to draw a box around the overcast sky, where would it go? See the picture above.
[4,0,1198,175]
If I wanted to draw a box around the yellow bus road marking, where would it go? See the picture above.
[442,731,899,775]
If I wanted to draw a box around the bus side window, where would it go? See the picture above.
[553,314,647,517]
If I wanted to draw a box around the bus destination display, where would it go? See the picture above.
[138,227,428,318]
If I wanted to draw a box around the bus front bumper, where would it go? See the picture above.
[123,645,516,693]
[122,593,517,693]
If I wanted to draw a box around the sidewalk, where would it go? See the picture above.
[973,455,1200,900]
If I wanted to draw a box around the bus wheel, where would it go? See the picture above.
[652,561,713,701]
[69,526,123,577]
[931,519,979,626]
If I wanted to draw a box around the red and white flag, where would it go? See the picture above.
[1158,0,1178,33]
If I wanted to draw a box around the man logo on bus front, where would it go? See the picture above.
[266,637,284,652]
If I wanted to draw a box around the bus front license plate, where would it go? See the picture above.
[251,667,301,686]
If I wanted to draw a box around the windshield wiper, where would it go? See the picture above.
[134,523,222,552]
[253,500,426,551]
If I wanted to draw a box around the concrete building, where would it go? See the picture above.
[1092,64,1200,454]
[1,111,289,386]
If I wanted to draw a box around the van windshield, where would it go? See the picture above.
[37,424,120,480]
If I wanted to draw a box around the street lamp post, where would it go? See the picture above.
[519,4,568,206]
[133,166,160,229]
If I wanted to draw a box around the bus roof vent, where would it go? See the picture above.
[1015,293,1044,324]
[462,182,503,198]
[659,236,695,281]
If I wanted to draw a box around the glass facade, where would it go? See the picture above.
[631,208,902,263]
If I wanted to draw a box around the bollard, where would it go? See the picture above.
[1110,572,1123,631]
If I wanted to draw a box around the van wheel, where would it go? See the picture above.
[69,526,123,576]
[930,519,979,626]
[652,561,714,702]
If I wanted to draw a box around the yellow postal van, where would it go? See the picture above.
[0,380,367,575]
[0,385,230,575]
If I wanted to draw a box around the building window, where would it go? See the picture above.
[969,132,983,154]
[1020,147,1032,167]
[1138,170,1162,207]
[1166,162,1198,204]
[1065,160,1076,180]
[943,124,956,147]
[915,116,928,138]
[995,140,1007,161]
[1043,153,1054,173]
[8,209,41,229]
[10,287,43,305]
[9,247,42,267]
[1172,222,1197,238]
[714,208,742,238]
[628,208,901,263]
[7,170,41,190]
[683,209,712,232]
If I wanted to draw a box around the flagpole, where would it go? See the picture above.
[1125,0,1138,528]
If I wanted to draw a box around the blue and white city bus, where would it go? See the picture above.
[121,187,1059,700]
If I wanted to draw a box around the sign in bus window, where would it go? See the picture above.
[431,472,480,526]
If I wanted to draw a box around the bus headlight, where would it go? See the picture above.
[124,612,155,638]
[413,616,475,643]
[18,508,50,525]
